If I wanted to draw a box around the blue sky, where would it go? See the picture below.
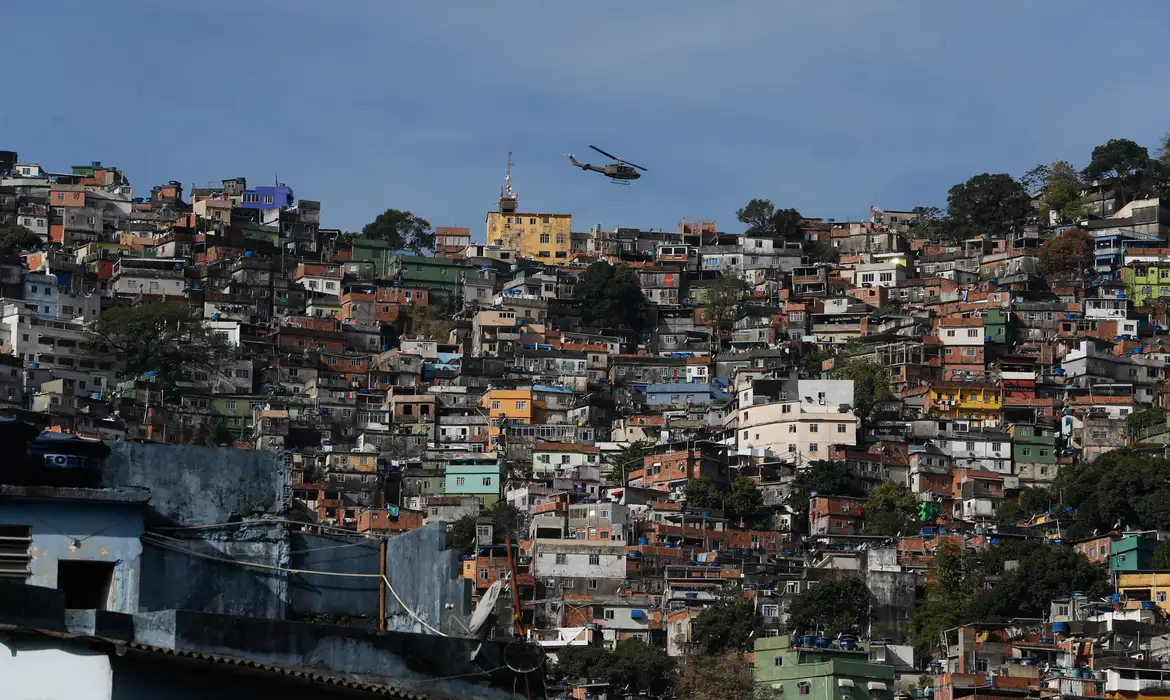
[6,2,1170,238]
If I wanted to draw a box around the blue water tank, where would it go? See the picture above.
[800,635,816,647]
[639,537,649,545]
[815,637,830,648]
[245,251,254,257]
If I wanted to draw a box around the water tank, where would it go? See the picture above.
[815,636,830,648]
[639,537,649,545]
[800,635,816,647]
[26,432,111,488]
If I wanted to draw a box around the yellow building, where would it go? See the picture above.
[481,388,540,449]
[1118,572,1170,615]
[485,210,572,262]
[927,382,1003,423]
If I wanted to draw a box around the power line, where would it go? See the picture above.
[140,533,446,637]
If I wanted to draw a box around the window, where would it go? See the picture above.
[947,330,956,337]
[1158,592,1167,603]
[588,579,598,590]
[761,604,780,618]
[879,272,893,282]
[479,568,489,580]
[604,609,615,620]
[1039,449,1048,457]
[539,233,550,244]
[589,553,600,565]
[226,400,237,410]
[809,424,818,433]
[482,477,492,487]
[491,401,501,410]
[542,216,550,224]
[0,525,31,581]
[799,682,811,695]
[809,443,818,453]
[57,561,115,610]
[788,424,797,433]
[782,404,792,414]
[515,401,527,410]
[772,655,784,666]
[456,477,465,486]
[1022,447,1031,457]
[837,423,847,433]
[968,329,978,337]
[555,553,567,565]
[991,442,1002,452]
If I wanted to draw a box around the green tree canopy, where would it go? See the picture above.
[360,208,434,253]
[1083,138,1152,198]
[862,481,918,536]
[726,477,770,529]
[614,440,650,486]
[829,358,892,423]
[82,301,233,390]
[1055,449,1170,539]
[0,224,43,254]
[1154,540,1170,570]
[736,198,777,234]
[1039,229,1093,280]
[674,653,778,700]
[573,261,649,333]
[689,593,759,655]
[557,640,674,698]
[1023,160,1088,224]
[946,173,1032,237]
[700,273,746,351]
[773,208,804,238]
[786,574,871,637]
[683,476,723,510]
[445,501,525,554]
[911,541,1107,660]
[789,460,865,530]
[1127,407,1168,436]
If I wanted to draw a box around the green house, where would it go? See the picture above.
[1110,534,1159,573]
[211,394,261,441]
[386,253,468,300]
[754,637,894,700]
[983,309,1012,344]
[1121,263,1170,307]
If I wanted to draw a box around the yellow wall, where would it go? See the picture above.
[482,388,536,444]
[1119,572,1170,614]
[485,211,572,262]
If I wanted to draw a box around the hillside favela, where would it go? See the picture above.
[7,136,1170,699]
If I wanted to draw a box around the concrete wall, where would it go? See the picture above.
[1,635,112,700]
[288,533,380,625]
[139,531,288,620]
[0,499,144,614]
[102,443,286,525]
[384,523,473,636]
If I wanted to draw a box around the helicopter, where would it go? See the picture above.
[567,145,647,183]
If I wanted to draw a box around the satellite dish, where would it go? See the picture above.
[468,580,503,635]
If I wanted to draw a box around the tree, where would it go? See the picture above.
[1154,540,1170,570]
[725,477,770,529]
[0,224,43,253]
[907,206,952,243]
[829,358,892,423]
[573,261,649,333]
[82,301,233,390]
[966,542,1108,621]
[1083,138,1152,200]
[862,481,918,536]
[445,501,525,554]
[690,593,758,655]
[614,440,649,486]
[557,640,674,697]
[1039,229,1093,280]
[786,574,871,637]
[1056,449,1170,539]
[909,543,979,659]
[996,487,1052,527]
[799,347,836,378]
[773,208,804,238]
[675,653,779,700]
[946,173,1032,237]
[1127,406,1168,436]
[700,273,746,351]
[737,198,776,235]
[360,208,434,253]
[789,461,865,530]
[1023,161,1088,224]
[683,477,723,510]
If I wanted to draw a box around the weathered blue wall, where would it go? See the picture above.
[0,497,144,614]
[288,533,380,625]
[101,443,285,525]
[384,523,473,636]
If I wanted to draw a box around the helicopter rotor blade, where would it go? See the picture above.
[618,159,648,172]
[589,145,621,161]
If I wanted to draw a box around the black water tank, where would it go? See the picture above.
[0,418,40,484]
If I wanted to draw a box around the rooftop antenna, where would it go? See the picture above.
[499,151,517,214]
